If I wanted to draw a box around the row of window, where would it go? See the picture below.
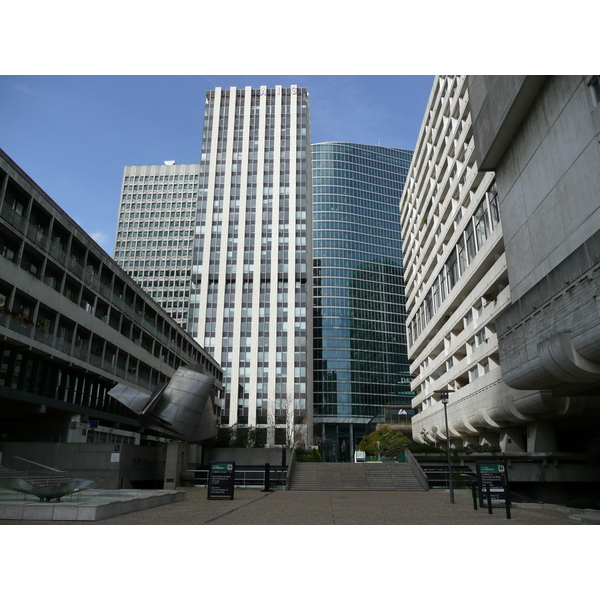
[313,162,407,179]
[124,174,199,182]
[120,211,194,221]
[122,183,198,191]
[315,207,400,226]
[313,186,402,209]
[315,212,400,232]
[312,145,412,166]
[121,259,192,271]
[119,223,193,233]
[202,150,308,163]
[120,200,196,211]
[122,193,197,201]
[205,137,308,150]
[314,221,401,241]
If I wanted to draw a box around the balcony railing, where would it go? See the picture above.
[0,310,149,390]
[1,203,202,368]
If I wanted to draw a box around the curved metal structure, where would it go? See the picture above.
[0,477,96,502]
[108,363,219,442]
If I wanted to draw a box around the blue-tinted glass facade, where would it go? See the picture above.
[312,142,413,460]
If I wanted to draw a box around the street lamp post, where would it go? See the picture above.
[435,390,455,504]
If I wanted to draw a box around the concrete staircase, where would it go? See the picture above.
[289,462,426,491]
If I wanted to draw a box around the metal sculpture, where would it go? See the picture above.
[0,477,96,502]
[108,363,219,442]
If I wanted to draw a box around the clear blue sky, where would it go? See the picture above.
[0,75,434,254]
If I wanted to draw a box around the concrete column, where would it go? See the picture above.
[163,442,179,489]
[527,421,558,453]
[500,428,526,452]
[66,415,84,443]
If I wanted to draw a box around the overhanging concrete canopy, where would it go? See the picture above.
[468,75,548,171]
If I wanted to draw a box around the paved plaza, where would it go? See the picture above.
[1,487,593,525]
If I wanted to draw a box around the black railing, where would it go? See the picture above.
[189,465,287,488]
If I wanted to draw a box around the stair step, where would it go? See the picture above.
[289,462,426,491]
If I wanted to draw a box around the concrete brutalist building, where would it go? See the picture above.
[402,75,600,502]
[469,75,600,453]
[0,149,222,488]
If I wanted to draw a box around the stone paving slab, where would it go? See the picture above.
[1,487,593,525]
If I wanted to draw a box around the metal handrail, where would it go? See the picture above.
[189,467,287,488]
[405,449,429,491]
[13,457,64,472]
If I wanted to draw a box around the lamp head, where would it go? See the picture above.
[434,389,450,403]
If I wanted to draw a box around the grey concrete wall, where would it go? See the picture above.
[497,236,600,392]
[0,442,164,489]
[469,76,600,396]
[482,76,600,302]
[469,75,547,171]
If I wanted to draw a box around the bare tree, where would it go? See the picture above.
[267,393,310,449]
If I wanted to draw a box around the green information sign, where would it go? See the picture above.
[207,461,235,500]
[476,460,508,508]
[480,465,501,473]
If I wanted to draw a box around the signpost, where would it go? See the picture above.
[476,461,508,508]
[207,461,235,500]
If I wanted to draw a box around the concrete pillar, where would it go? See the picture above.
[188,443,199,464]
[527,421,558,452]
[500,428,526,452]
[66,414,86,443]
[163,442,179,489]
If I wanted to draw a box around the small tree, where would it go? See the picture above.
[268,393,309,449]
[358,426,411,458]
[246,426,257,448]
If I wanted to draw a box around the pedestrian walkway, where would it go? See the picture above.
[1,487,591,525]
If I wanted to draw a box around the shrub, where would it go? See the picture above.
[566,497,600,510]
[407,443,445,454]
[295,447,322,462]
[358,426,411,458]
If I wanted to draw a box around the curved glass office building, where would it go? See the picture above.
[312,142,412,461]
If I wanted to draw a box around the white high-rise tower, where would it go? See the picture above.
[188,85,313,447]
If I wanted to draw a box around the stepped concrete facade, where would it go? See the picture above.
[401,75,600,469]
[400,76,517,450]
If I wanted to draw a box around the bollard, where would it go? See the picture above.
[261,462,270,492]
[471,483,478,510]
[505,485,512,520]
[486,484,493,514]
